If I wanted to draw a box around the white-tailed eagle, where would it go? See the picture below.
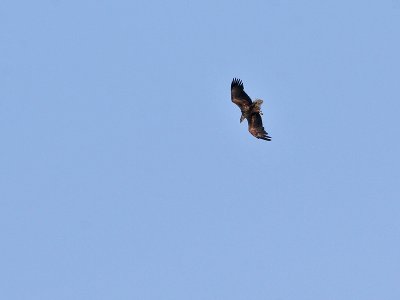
[231,78,271,141]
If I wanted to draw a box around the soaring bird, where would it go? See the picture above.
[231,78,271,141]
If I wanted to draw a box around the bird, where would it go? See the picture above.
[231,78,271,141]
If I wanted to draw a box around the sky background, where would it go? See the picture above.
[1,0,400,299]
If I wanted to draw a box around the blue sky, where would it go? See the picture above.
[1,0,400,299]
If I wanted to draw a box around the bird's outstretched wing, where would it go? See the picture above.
[248,113,271,141]
[231,78,252,112]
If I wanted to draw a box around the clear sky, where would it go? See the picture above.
[1,0,400,299]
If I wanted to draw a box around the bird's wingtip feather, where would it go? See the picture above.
[231,77,243,89]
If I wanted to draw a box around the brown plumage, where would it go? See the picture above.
[231,78,271,141]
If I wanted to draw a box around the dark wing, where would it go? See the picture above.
[248,113,271,141]
[231,78,252,112]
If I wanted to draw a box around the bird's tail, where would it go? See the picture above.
[253,99,263,107]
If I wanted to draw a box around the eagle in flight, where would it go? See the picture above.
[231,78,271,141]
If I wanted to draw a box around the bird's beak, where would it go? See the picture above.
[240,116,245,123]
